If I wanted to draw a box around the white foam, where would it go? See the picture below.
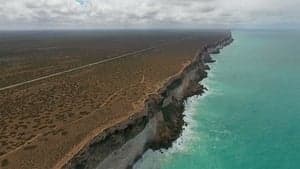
[160,60,225,154]
[134,61,222,168]
[166,95,201,154]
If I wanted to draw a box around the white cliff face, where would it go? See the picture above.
[96,111,163,169]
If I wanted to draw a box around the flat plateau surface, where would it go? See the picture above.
[0,30,228,169]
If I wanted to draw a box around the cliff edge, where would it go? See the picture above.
[61,32,234,169]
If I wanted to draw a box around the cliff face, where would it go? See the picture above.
[63,33,234,169]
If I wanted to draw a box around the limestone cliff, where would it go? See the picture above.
[63,33,234,169]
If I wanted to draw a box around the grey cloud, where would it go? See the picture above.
[199,6,215,13]
[0,0,299,29]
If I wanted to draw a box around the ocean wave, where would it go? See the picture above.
[134,95,204,169]
[167,95,201,154]
[134,64,221,168]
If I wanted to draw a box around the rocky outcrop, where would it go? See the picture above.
[63,33,234,169]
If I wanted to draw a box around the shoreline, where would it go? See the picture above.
[58,33,234,169]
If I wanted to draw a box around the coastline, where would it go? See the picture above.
[59,32,234,169]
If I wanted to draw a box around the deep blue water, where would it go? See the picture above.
[134,30,300,169]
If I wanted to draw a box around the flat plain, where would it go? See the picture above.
[0,30,228,169]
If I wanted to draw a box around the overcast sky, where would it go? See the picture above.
[0,0,300,30]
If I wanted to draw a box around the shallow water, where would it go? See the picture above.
[134,30,300,169]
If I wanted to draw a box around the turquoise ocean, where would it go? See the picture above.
[134,30,300,169]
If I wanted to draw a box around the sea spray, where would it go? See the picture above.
[133,96,201,169]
